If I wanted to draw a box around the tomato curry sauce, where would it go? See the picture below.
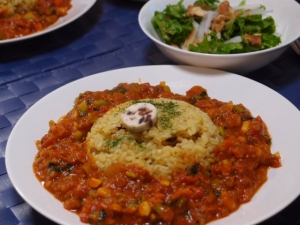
[0,0,71,40]
[33,82,281,225]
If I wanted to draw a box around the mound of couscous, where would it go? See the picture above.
[0,0,37,18]
[87,98,223,179]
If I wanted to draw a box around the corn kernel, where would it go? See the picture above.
[238,136,246,142]
[160,179,170,187]
[222,159,230,166]
[138,201,151,217]
[97,187,111,198]
[241,120,250,133]
[126,171,138,179]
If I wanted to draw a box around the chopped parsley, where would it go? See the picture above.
[104,135,146,150]
[48,162,74,173]
[105,137,125,149]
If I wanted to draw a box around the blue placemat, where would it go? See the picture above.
[0,0,300,225]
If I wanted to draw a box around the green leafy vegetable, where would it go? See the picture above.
[239,0,246,6]
[262,16,276,34]
[151,0,194,45]
[261,33,281,48]
[194,0,220,10]
[151,0,281,54]
[190,13,280,54]
[189,31,244,54]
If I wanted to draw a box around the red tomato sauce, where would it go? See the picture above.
[0,0,72,40]
[33,82,281,225]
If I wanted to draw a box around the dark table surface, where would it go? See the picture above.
[0,0,300,224]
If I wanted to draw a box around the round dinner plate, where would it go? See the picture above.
[6,65,300,225]
[0,0,96,44]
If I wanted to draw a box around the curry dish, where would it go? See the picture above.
[0,0,72,40]
[33,82,281,225]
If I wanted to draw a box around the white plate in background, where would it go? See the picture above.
[0,0,96,44]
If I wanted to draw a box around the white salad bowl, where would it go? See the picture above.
[138,0,300,74]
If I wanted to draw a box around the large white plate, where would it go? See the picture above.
[0,0,96,44]
[6,65,300,225]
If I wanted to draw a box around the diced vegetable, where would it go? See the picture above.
[138,201,151,216]
[88,178,102,188]
[77,101,88,113]
[241,120,250,133]
[97,187,112,198]
[126,171,138,178]
[110,203,123,212]
[74,130,83,140]
[160,179,170,186]
[93,100,109,106]
[24,12,36,20]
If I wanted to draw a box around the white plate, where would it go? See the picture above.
[0,0,96,44]
[138,0,300,74]
[6,65,300,225]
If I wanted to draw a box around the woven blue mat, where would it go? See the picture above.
[0,0,300,224]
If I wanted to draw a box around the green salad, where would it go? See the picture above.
[151,0,281,54]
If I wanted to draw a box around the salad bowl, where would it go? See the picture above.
[138,0,300,74]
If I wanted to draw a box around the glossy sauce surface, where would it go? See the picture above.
[33,82,281,225]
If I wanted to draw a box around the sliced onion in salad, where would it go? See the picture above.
[224,36,243,44]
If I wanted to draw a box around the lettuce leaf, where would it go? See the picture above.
[151,0,281,54]
[151,0,194,45]
[189,32,244,54]
[220,13,281,52]
[262,16,276,34]
[189,29,280,54]
[194,0,220,10]
[261,33,281,48]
